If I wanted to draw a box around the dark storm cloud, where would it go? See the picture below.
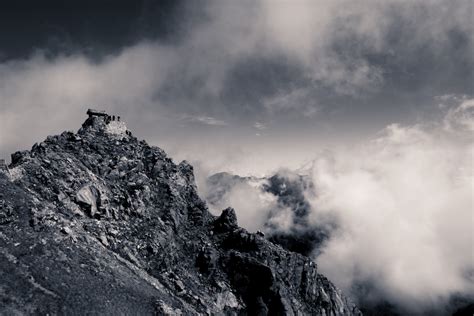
[0,0,193,61]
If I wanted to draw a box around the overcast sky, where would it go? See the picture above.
[0,0,472,174]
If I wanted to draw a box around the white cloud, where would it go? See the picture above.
[205,179,278,233]
[185,115,228,126]
[263,87,320,116]
[0,43,176,157]
[306,104,473,310]
[197,96,474,312]
[253,122,267,130]
[443,98,474,133]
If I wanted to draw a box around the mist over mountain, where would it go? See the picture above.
[205,170,333,258]
[202,97,474,316]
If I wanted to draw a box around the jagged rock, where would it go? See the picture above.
[0,111,361,315]
[11,150,29,165]
[214,207,239,233]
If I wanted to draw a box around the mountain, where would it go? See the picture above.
[0,111,360,315]
[205,171,335,257]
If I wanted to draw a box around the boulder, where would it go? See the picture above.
[76,185,100,217]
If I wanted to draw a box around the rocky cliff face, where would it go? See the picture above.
[0,113,360,315]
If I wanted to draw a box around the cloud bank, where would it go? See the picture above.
[203,98,473,313]
[308,102,473,312]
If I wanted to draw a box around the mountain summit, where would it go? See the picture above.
[0,110,360,315]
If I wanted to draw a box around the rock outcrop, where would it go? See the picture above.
[0,112,361,315]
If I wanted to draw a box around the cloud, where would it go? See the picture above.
[200,97,474,313]
[202,172,279,232]
[253,122,267,130]
[305,99,473,312]
[263,87,320,116]
[0,43,177,158]
[0,1,472,161]
[213,181,278,232]
[443,98,474,133]
[257,0,472,94]
[184,115,228,126]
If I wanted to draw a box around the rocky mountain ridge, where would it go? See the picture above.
[0,112,360,315]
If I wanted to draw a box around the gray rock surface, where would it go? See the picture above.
[0,113,361,315]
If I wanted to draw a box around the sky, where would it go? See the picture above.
[0,1,472,313]
[0,0,472,174]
